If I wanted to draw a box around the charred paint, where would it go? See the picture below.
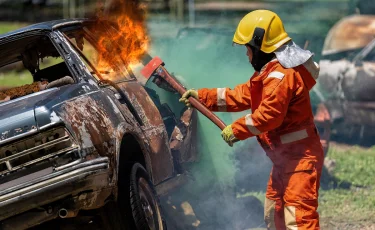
[170,109,198,165]
[75,188,112,210]
[60,97,116,167]
[120,82,164,127]
[117,81,174,183]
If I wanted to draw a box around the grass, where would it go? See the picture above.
[0,22,32,88]
[0,22,27,35]
[0,22,65,88]
[318,144,375,225]
[241,143,375,229]
[0,71,33,87]
[319,188,375,222]
[328,145,375,187]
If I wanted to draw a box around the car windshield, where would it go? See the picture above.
[0,35,73,104]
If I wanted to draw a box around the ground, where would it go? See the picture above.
[160,142,375,230]
[318,143,375,230]
[233,142,375,230]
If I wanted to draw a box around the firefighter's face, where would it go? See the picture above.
[246,45,253,62]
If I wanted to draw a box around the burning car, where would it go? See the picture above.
[0,19,197,229]
[313,14,375,153]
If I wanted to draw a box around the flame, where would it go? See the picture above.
[93,0,149,79]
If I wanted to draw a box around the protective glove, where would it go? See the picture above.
[179,89,198,108]
[221,124,239,147]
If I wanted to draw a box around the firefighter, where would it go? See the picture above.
[179,10,324,230]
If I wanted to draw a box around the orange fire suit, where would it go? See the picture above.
[198,58,324,230]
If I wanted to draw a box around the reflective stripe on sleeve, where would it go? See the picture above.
[245,114,261,135]
[217,88,227,112]
[267,71,285,80]
[280,129,308,144]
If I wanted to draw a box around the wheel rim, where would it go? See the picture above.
[138,178,163,230]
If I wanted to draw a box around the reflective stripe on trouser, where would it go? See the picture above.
[264,164,321,230]
[264,198,276,229]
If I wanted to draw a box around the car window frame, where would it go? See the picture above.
[353,38,375,63]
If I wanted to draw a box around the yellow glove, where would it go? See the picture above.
[179,89,198,108]
[221,125,239,147]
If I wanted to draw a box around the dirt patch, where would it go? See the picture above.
[0,81,48,100]
[321,218,375,230]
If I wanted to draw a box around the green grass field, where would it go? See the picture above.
[0,22,32,88]
[0,22,66,88]
[242,143,375,229]
[0,70,33,87]
[319,144,375,229]
[0,22,27,35]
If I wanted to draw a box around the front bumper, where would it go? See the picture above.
[0,157,110,221]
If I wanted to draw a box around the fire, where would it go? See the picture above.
[93,0,149,79]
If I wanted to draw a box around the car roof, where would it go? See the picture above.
[0,18,94,43]
[0,18,97,68]
[322,15,375,55]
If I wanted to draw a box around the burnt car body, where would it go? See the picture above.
[0,19,197,229]
[314,15,375,151]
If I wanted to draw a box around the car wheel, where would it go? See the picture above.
[130,163,166,230]
[99,162,166,230]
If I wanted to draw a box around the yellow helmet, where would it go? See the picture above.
[233,10,291,53]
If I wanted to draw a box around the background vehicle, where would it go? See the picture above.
[0,19,198,230]
[314,15,375,153]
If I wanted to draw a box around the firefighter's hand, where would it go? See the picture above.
[179,89,198,108]
[221,125,239,147]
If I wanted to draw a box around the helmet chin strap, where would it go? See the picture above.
[248,27,275,72]
[250,45,275,72]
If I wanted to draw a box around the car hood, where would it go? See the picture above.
[0,88,60,145]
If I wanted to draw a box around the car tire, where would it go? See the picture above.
[129,163,167,230]
[99,162,166,230]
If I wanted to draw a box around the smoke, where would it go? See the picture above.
[146,1,357,228]
[148,22,272,229]
[90,3,270,228]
